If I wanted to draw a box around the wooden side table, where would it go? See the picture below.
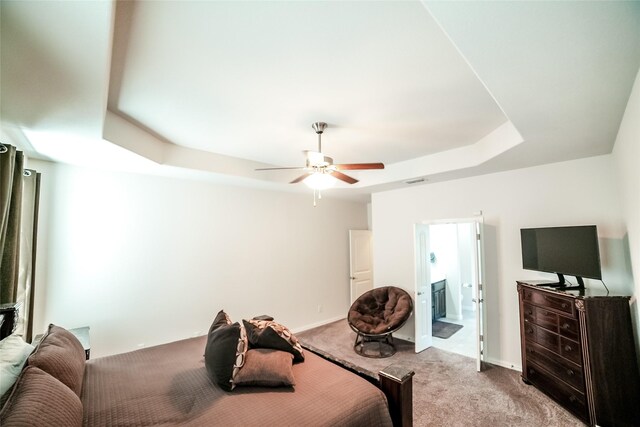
[33,326,91,360]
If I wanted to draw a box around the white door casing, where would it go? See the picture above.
[414,217,486,370]
[349,230,373,304]
[473,220,485,372]
[414,224,432,353]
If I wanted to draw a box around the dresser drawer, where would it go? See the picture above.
[525,324,559,352]
[523,288,575,317]
[535,307,558,331]
[522,303,535,323]
[525,361,588,423]
[560,337,582,365]
[525,341,584,391]
[558,316,579,341]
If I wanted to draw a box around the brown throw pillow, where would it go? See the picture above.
[204,311,248,391]
[243,319,304,363]
[0,366,82,427]
[27,324,85,397]
[234,349,295,387]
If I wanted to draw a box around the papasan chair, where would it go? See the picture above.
[347,286,413,358]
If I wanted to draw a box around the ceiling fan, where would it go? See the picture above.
[255,122,385,188]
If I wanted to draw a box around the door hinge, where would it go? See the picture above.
[478,283,483,291]
[476,233,481,241]
[480,334,484,342]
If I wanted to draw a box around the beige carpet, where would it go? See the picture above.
[297,319,584,427]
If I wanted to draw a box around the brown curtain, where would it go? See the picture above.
[0,143,41,341]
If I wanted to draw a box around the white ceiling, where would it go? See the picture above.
[2,1,639,201]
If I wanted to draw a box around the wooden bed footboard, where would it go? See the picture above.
[301,343,414,427]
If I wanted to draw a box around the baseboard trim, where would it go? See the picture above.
[484,356,521,372]
[292,316,345,334]
[392,333,414,343]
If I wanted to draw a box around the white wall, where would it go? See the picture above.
[612,66,640,362]
[372,154,631,369]
[29,161,368,357]
[429,224,462,320]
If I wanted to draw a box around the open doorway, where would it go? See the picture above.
[414,218,485,371]
[429,222,477,358]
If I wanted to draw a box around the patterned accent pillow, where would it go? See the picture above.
[243,319,304,363]
[204,311,248,391]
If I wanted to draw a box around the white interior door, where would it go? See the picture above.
[414,224,432,352]
[349,230,373,303]
[472,220,485,372]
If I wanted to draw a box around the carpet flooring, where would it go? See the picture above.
[432,320,464,339]
[297,319,584,427]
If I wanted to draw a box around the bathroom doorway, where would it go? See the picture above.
[414,218,485,371]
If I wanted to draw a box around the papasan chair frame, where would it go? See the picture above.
[347,286,413,358]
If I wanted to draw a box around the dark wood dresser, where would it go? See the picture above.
[517,281,640,426]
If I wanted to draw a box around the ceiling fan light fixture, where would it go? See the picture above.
[304,172,337,190]
[306,151,332,167]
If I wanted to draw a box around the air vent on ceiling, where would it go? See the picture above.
[405,178,426,185]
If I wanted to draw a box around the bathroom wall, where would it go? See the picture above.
[457,223,475,311]
[429,223,462,320]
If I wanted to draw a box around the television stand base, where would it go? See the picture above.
[554,285,584,291]
[541,273,586,291]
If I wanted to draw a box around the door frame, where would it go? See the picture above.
[349,230,374,304]
[414,224,432,353]
[414,216,486,371]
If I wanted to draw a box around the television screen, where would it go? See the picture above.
[520,225,602,281]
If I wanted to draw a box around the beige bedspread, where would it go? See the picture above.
[81,336,392,426]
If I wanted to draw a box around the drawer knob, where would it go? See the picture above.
[562,323,570,330]
[564,344,572,352]
[527,310,533,315]
[527,328,534,334]
[529,368,535,375]
[569,395,577,403]
[528,348,534,354]
[566,369,574,376]
[562,303,568,309]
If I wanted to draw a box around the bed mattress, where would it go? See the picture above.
[81,335,392,426]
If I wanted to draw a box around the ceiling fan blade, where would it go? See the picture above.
[255,166,305,171]
[330,171,359,184]
[334,162,385,170]
[290,173,312,184]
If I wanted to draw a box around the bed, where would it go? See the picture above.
[0,316,413,427]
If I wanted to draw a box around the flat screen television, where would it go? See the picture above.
[520,225,601,289]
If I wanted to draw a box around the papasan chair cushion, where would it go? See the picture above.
[347,286,413,357]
